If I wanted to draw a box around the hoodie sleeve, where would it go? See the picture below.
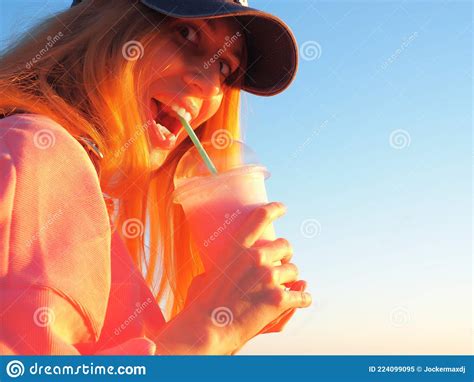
[0,114,112,355]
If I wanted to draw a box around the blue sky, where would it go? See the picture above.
[1,0,471,354]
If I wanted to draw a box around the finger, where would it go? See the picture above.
[262,281,308,332]
[236,202,286,248]
[284,289,312,309]
[251,238,293,266]
[273,308,297,331]
[284,280,306,290]
[273,263,299,285]
[239,262,298,295]
[260,307,296,334]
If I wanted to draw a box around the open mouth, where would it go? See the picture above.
[152,98,184,137]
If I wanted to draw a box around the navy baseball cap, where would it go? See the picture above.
[71,0,298,96]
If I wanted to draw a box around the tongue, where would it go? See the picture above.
[156,103,181,135]
[159,113,180,135]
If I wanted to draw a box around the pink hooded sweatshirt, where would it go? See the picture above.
[0,113,166,355]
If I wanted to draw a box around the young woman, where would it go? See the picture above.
[0,0,312,355]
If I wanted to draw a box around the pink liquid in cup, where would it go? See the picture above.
[173,164,277,271]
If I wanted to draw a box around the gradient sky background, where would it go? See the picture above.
[1,0,471,355]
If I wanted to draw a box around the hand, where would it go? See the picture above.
[257,280,308,334]
[182,202,312,355]
[229,280,308,355]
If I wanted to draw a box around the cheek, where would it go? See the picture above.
[141,42,183,82]
[196,96,223,126]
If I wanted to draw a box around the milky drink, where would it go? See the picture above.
[173,164,277,271]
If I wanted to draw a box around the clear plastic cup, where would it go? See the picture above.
[173,140,276,271]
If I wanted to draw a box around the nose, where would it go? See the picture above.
[182,67,222,99]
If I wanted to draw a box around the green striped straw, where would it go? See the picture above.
[178,115,218,176]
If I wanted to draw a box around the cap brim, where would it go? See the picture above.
[140,0,298,96]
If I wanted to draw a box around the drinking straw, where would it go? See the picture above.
[178,115,218,176]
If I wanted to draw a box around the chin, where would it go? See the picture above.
[149,148,169,171]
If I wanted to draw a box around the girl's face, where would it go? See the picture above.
[139,17,244,154]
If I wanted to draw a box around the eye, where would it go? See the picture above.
[219,61,232,78]
[177,23,199,44]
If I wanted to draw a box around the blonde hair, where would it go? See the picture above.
[0,0,245,319]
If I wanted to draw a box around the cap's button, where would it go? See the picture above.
[234,0,249,7]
